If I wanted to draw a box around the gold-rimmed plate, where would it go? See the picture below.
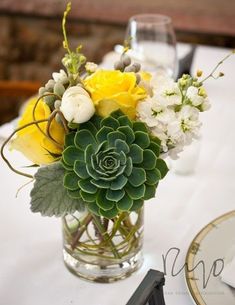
[185,210,235,305]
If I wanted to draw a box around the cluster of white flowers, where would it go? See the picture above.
[137,74,210,159]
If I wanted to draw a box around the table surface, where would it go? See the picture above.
[0,44,234,305]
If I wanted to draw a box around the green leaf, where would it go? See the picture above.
[110,109,124,119]
[118,115,132,127]
[65,132,75,147]
[84,144,95,164]
[118,126,135,144]
[134,131,150,148]
[106,188,125,202]
[116,194,133,211]
[87,202,100,216]
[63,146,84,166]
[124,157,133,176]
[133,121,148,133]
[141,149,157,170]
[67,189,81,199]
[115,139,130,154]
[130,199,144,211]
[74,129,97,150]
[86,164,100,180]
[97,189,115,211]
[30,163,84,217]
[80,191,97,202]
[78,179,98,194]
[68,122,80,130]
[125,183,145,200]
[96,126,113,143]
[119,151,127,165]
[110,175,128,190]
[156,159,169,179]
[74,160,89,179]
[101,116,120,129]
[146,168,161,185]
[129,167,146,187]
[144,184,158,200]
[90,115,102,130]
[61,159,73,171]
[99,206,119,219]
[63,172,79,190]
[129,144,143,164]
[79,121,98,136]
[150,135,161,147]
[107,131,126,147]
[90,179,110,189]
[148,141,161,157]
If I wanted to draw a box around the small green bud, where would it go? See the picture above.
[55,113,62,124]
[44,95,56,109]
[124,65,136,72]
[136,73,141,84]
[132,62,141,72]
[54,82,65,96]
[38,87,46,96]
[121,54,131,67]
[197,70,203,77]
[114,61,124,71]
[45,79,55,91]
[54,100,62,109]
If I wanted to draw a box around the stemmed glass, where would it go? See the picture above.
[125,14,178,78]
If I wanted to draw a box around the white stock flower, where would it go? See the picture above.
[186,86,204,106]
[85,62,98,73]
[52,69,68,84]
[60,86,95,124]
[201,98,211,111]
[151,74,182,106]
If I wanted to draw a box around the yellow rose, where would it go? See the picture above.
[11,97,65,165]
[84,70,147,119]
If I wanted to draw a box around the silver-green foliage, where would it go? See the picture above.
[30,162,85,217]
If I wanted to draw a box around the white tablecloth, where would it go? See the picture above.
[0,45,234,305]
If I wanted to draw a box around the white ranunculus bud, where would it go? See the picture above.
[60,87,95,124]
[52,69,68,84]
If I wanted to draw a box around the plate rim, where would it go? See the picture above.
[185,210,235,305]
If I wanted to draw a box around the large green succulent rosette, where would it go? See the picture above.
[62,110,168,219]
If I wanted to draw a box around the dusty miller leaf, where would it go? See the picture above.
[30,162,84,217]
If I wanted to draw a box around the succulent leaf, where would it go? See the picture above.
[62,111,168,218]
[74,129,97,150]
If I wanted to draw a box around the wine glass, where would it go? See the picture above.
[125,14,178,78]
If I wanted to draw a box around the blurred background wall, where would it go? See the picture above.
[0,0,235,123]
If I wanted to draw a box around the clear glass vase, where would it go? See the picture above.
[62,207,144,283]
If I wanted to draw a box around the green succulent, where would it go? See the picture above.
[62,110,168,218]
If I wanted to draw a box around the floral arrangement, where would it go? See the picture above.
[1,3,233,282]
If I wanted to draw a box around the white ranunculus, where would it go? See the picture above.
[52,69,68,84]
[63,85,90,99]
[60,87,95,124]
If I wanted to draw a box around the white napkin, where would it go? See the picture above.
[221,245,235,288]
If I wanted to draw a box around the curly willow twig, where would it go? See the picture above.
[32,93,62,148]
[1,119,49,178]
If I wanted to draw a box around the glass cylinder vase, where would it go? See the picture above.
[62,207,144,283]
